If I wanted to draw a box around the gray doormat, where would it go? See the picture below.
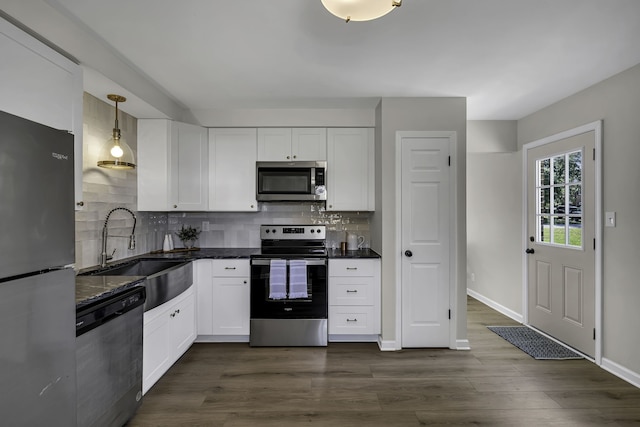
[487,326,583,360]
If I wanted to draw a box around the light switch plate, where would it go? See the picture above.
[202,221,210,232]
[605,212,616,227]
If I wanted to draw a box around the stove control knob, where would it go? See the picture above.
[265,229,270,234]
[272,229,277,234]
[317,229,321,234]
[310,229,315,233]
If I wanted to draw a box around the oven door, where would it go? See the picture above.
[250,258,327,319]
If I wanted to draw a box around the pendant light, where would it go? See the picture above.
[97,94,136,169]
[321,0,401,23]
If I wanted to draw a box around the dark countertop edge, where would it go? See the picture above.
[327,248,381,259]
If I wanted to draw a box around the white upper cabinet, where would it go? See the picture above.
[1,18,83,210]
[209,128,258,212]
[258,128,326,161]
[326,128,375,211]
[292,128,327,161]
[138,119,208,211]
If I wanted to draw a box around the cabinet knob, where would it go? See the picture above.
[293,155,297,159]
[173,205,178,209]
[286,155,290,160]
[250,205,254,209]
[76,201,84,207]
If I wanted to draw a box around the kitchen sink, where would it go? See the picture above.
[79,259,193,311]
[86,259,187,277]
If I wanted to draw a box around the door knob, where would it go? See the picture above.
[525,248,535,254]
[404,250,413,257]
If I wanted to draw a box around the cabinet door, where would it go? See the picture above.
[209,128,258,211]
[257,128,292,161]
[292,128,327,161]
[194,260,213,335]
[211,260,250,335]
[138,119,170,211]
[327,128,375,211]
[170,122,209,211]
[170,287,196,359]
[143,303,172,394]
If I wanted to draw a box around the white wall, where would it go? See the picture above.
[518,63,640,379]
[466,151,522,318]
[373,97,467,347]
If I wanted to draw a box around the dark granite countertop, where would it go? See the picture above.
[75,275,145,309]
[75,248,260,307]
[327,248,381,259]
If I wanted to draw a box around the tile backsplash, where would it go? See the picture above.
[164,203,372,251]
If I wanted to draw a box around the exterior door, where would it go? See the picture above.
[400,133,451,348]
[526,131,596,357]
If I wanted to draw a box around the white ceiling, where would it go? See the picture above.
[6,0,640,120]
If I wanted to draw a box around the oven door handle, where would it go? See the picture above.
[251,258,327,266]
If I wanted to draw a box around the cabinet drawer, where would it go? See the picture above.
[329,306,377,335]
[211,259,250,277]
[329,277,374,306]
[330,259,376,277]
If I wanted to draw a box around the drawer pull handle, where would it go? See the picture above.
[346,267,358,270]
[225,267,236,270]
[346,318,358,322]
[346,290,358,293]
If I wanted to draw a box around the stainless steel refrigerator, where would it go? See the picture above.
[0,110,76,426]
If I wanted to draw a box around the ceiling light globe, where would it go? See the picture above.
[321,0,401,22]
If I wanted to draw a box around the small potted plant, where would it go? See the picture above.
[175,224,201,249]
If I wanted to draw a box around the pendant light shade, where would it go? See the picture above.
[321,0,401,22]
[97,94,136,169]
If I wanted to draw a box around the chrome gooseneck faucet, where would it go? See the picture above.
[101,207,137,267]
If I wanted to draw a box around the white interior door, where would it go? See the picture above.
[400,133,451,348]
[526,131,596,358]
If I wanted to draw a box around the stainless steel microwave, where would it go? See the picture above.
[256,161,327,201]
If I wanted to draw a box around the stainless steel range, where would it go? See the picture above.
[250,225,328,346]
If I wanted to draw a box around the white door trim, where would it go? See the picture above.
[395,131,458,350]
[521,120,602,364]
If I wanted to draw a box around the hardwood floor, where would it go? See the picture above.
[129,297,640,426]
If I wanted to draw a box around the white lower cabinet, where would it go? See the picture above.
[328,258,381,341]
[142,285,196,394]
[195,259,250,341]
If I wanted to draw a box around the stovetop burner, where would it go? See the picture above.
[255,225,327,258]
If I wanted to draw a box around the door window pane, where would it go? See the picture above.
[553,156,565,184]
[535,149,583,249]
[568,216,582,247]
[540,188,551,214]
[540,159,551,185]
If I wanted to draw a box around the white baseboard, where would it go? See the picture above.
[378,337,398,351]
[329,334,379,343]
[467,288,524,323]
[195,335,249,343]
[455,339,471,350]
[601,357,640,389]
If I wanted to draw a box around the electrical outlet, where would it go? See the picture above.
[202,221,210,232]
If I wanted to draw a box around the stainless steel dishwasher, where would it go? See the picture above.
[76,285,146,427]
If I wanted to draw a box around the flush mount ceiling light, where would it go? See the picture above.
[321,0,401,22]
[97,94,136,170]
